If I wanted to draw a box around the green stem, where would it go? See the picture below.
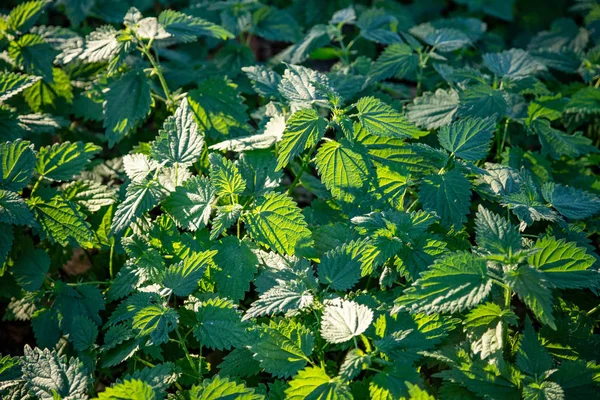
[140,45,174,112]
[587,304,600,316]
[496,118,509,161]
[109,239,115,279]
[504,286,511,308]
[30,176,43,197]
[134,356,155,368]
[175,327,198,378]
[67,281,110,287]
[287,145,318,196]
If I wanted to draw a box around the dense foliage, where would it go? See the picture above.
[2,0,600,398]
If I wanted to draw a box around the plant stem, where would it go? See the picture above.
[67,281,110,287]
[30,176,43,196]
[175,327,198,377]
[287,146,317,196]
[109,239,115,279]
[140,45,175,112]
[496,118,509,161]
[587,304,600,316]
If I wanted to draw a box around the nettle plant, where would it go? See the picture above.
[2,0,600,399]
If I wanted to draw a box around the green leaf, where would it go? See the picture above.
[253,6,302,42]
[318,241,365,291]
[218,348,261,378]
[505,265,556,329]
[110,180,166,235]
[410,23,472,52]
[208,153,246,197]
[532,119,597,159]
[96,379,156,400]
[406,89,459,130]
[565,86,600,115]
[28,189,94,248]
[8,34,57,83]
[62,180,117,212]
[277,64,330,108]
[276,108,327,171]
[0,189,36,226]
[464,303,518,330]
[210,204,242,240]
[339,349,371,381]
[0,72,40,101]
[7,0,48,32]
[458,84,508,120]
[242,65,282,98]
[0,223,13,266]
[244,192,312,255]
[541,183,600,220]
[528,236,597,290]
[21,345,88,400]
[194,296,248,351]
[189,375,263,400]
[396,252,492,315]
[70,315,99,352]
[356,96,426,139]
[369,43,418,81]
[103,69,152,147]
[132,304,178,345]
[320,299,374,344]
[475,205,522,255]
[23,68,73,113]
[516,318,553,376]
[162,176,215,232]
[369,366,423,400]
[285,367,352,400]
[36,141,101,181]
[252,319,314,378]
[212,237,258,301]
[80,25,122,63]
[31,308,60,349]
[419,169,472,228]
[437,117,495,161]
[0,139,36,191]
[151,98,204,166]
[12,248,49,291]
[187,79,250,140]
[158,10,233,42]
[163,249,216,297]
[483,49,545,80]
[245,280,314,320]
[315,139,371,202]
[522,381,564,400]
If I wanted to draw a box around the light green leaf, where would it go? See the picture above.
[7,0,48,32]
[189,375,263,400]
[396,252,491,314]
[132,304,178,345]
[419,169,472,228]
[8,34,56,83]
[356,96,427,139]
[158,10,233,42]
[320,299,373,344]
[23,68,73,112]
[163,249,216,297]
[110,180,166,235]
[194,296,248,351]
[209,153,246,197]
[36,141,101,181]
[437,117,495,161]
[103,69,152,147]
[151,98,204,166]
[0,72,40,101]
[464,303,518,330]
[276,108,326,171]
[505,265,556,329]
[0,139,36,191]
[252,319,314,378]
[528,236,597,290]
[315,139,371,202]
[285,367,352,400]
[406,89,459,130]
[96,379,156,400]
[162,176,215,231]
[541,182,600,220]
[243,192,312,255]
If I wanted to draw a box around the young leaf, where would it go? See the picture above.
[243,192,312,255]
[157,10,233,42]
[162,176,215,232]
[96,379,156,400]
[163,249,216,297]
[132,304,178,345]
[189,375,262,400]
[437,117,495,161]
[151,98,204,166]
[285,367,352,400]
[110,180,166,235]
[209,153,246,197]
[320,299,373,344]
[276,108,327,171]
[36,141,101,181]
[356,96,426,139]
